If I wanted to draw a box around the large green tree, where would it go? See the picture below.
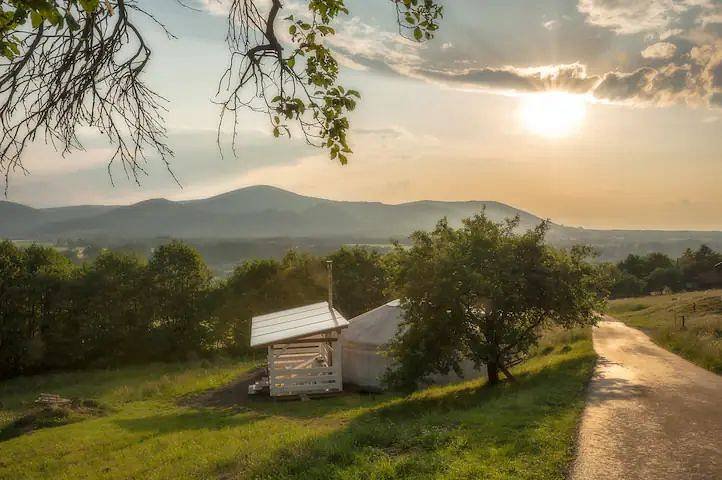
[387,214,605,388]
[76,250,149,365]
[0,241,75,376]
[0,0,442,188]
[146,241,213,357]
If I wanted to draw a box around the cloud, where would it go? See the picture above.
[415,63,600,95]
[323,16,423,75]
[591,40,722,107]
[641,42,678,59]
[577,0,712,35]
[193,0,722,110]
[196,0,230,16]
[543,20,559,31]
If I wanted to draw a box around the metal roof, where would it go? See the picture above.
[250,302,349,347]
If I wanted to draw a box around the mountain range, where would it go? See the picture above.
[2,185,722,261]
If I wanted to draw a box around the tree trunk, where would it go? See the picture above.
[500,364,516,382]
[487,361,500,385]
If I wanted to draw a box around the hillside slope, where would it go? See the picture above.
[2,185,542,240]
[2,186,722,262]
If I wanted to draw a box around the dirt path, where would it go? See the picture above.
[570,318,722,480]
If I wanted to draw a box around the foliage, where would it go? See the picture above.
[0,0,172,190]
[0,240,75,378]
[606,245,722,298]
[208,251,327,354]
[76,251,149,365]
[1,240,386,378]
[146,242,213,357]
[678,244,722,290]
[386,214,605,388]
[327,246,391,318]
[0,334,596,480]
[0,0,443,187]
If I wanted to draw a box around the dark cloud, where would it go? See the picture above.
[593,68,656,101]
[416,63,600,94]
[710,58,722,88]
[592,63,704,105]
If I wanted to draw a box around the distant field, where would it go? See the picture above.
[608,290,722,374]
[0,332,595,480]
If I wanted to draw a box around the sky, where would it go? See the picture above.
[5,0,722,230]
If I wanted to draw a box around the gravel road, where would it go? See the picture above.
[570,318,722,480]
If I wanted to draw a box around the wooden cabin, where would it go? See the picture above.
[250,301,349,397]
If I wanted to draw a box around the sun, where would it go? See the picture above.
[519,92,587,138]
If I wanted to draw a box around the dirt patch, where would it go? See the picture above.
[180,369,372,408]
[180,367,268,408]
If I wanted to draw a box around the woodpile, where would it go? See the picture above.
[34,393,72,407]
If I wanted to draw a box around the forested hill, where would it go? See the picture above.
[0,185,542,239]
[2,185,722,261]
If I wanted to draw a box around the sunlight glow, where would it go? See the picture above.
[519,92,587,138]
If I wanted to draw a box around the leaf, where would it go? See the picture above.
[79,0,100,12]
[30,11,42,29]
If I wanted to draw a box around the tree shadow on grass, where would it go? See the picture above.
[113,408,264,435]
[212,352,597,480]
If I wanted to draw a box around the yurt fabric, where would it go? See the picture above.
[340,300,485,391]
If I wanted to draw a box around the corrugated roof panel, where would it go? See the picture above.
[250,302,349,347]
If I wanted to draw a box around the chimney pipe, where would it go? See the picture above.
[326,260,333,310]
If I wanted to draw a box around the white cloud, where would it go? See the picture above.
[641,42,678,59]
[543,20,559,31]
[324,16,423,74]
[578,0,684,34]
[196,0,231,16]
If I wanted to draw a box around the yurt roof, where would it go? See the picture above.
[250,302,349,348]
[343,299,404,348]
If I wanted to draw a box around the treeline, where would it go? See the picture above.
[605,245,722,298]
[4,237,721,379]
[0,240,390,379]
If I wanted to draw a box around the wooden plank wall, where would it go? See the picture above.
[268,338,342,396]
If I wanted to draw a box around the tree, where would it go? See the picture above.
[327,246,390,318]
[645,266,683,294]
[0,241,76,377]
[0,240,30,377]
[679,245,722,290]
[0,0,443,188]
[386,214,604,389]
[618,252,673,279]
[610,270,646,298]
[146,241,212,357]
[209,251,326,354]
[76,250,149,365]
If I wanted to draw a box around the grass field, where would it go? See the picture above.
[0,331,595,480]
[608,289,722,374]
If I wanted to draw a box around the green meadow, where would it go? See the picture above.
[0,331,595,480]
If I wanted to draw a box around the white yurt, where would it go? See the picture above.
[340,300,486,391]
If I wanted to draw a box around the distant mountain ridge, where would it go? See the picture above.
[0,185,543,240]
[2,185,722,261]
